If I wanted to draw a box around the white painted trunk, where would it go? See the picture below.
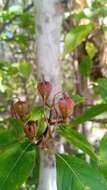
[38,150,57,190]
[34,1,63,190]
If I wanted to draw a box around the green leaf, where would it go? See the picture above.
[28,106,48,136]
[19,60,32,79]
[8,64,18,76]
[64,24,94,55]
[9,118,24,137]
[72,95,84,105]
[79,56,92,76]
[0,129,17,150]
[99,135,107,179]
[0,141,35,190]
[28,106,46,121]
[57,126,96,159]
[86,42,97,59]
[56,154,107,190]
[15,34,28,46]
[73,103,107,125]
[37,119,47,137]
[95,78,107,101]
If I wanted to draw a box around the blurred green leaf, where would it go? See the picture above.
[56,154,107,190]
[15,34,28,46]
[79,56,92,76]
[64,24,94,55]
[0,141,35,190]
[8,65,18,76]
[74,6,107,22]
[0,11,16,22]
[86,42,97,59]
[91,7,107,17]
[57,126,96,159]
[94,0,107,3]
[72,95,84,105]
[18,13,35,33]
[99,135,107,179]
[19,60,32,79]
[95,78,107,101]
[73,103,107,125]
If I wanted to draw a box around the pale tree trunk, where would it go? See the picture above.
[34,1,63,190]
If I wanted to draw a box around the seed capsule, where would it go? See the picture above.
[24,121,37,140]
[58,95,74,119]
[37,80,52,103]
[11,100,28,119]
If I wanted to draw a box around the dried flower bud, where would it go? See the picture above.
[11,100,28,119]
[58,95,74,119]
[24,121,37,140]
[37,80,52,103]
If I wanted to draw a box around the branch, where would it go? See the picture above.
[0,2,34,34]
[91,118,107,124]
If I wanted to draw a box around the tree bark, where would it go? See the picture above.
[34,1,63,190]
